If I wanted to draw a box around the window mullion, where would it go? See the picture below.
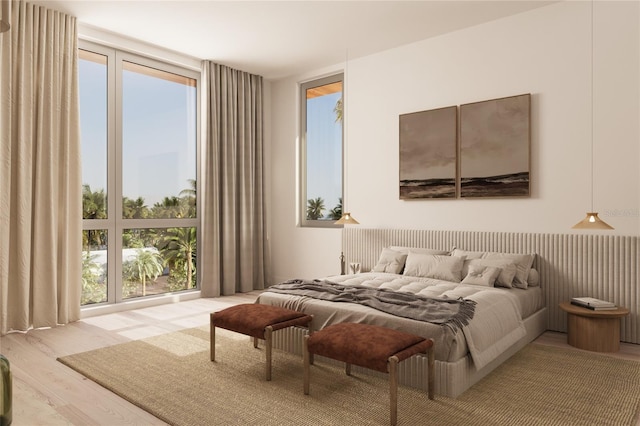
[112,51,124,303]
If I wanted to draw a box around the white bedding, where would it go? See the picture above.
[460,289,526,369]
[257,272,543,369]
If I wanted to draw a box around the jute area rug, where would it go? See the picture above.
[58,327,640,426]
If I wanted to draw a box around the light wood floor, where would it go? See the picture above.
[2,292,639,426]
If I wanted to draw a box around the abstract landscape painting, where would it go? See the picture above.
[399,106,457,199]
[459,94,530,198]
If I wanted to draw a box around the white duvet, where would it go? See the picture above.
[258,272,529,369]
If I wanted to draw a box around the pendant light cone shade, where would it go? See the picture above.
[572,212,613,230]
[335,212,359,225]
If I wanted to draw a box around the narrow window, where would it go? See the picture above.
[300,74,344,227]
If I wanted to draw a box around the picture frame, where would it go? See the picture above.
[399,105,457,199]
[459,93,531,198]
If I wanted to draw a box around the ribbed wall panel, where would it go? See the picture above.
[343,229,639,344]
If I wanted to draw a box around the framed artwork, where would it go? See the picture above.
[399,105,457,199]
[459,93,531,198]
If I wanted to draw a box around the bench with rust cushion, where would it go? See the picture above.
[303,322,434,426]
[210,303,312,381]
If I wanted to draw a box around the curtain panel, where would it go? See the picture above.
[0,0,82,334]
[200,61,267,297]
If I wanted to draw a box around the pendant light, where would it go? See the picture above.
[572,0,613,230]
[335,212,359,225]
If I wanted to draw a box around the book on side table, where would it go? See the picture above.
[570,297,617,310]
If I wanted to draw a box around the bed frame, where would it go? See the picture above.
[271,307,546,398]
[272,228,638,397]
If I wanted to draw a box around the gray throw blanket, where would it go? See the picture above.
[268,279,476,332]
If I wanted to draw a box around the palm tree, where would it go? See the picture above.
[82,185,108,248]
[82,184,107,219]
[179,179,197,218]
[159,227,196,290]
[334,97,343,123]
[306,197,325,220]
[81,251,105,305]
[179,178,197,198]
[123,196,148,219]
[122,248,164,296]
[329,197,343,220]
[152,196,183,219]
[83,228,107,251]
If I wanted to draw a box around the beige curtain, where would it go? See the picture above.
[200,61,267,297]
[0,1,81,334]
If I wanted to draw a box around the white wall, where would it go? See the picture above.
[268,1,640,285]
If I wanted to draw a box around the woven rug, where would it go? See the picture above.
[58,327,640,426]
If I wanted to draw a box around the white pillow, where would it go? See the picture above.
[452,248,483,260]
[484,253,534,289]
[452,249,535,289]
[461,265,501,287]
[527,268,540,287]
[388,246,450,274]
[461,258,518,288]
[372,248,407,274]
[403,253,465,283]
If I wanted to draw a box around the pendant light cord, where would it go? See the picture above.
[590,0,594,212]
[344,48,349,213]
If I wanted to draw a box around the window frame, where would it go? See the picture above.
[79,40,201,306]
[299,73,345,228]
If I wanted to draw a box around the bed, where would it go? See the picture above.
[256,245,547,398]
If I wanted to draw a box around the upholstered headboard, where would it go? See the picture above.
[343,228,639,344]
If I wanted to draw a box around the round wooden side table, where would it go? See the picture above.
[559,301,630,352]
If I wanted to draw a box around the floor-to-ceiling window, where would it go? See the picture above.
[79,41,199,306]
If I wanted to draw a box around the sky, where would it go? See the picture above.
[79,59,107,195]
[79,58,197,208]
[306,93,343,215]
[80,54,338,217]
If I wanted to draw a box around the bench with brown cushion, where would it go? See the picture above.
[210,303,312,381]
[303,322,434,426]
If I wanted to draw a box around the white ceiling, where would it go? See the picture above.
[30,1,556,80]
